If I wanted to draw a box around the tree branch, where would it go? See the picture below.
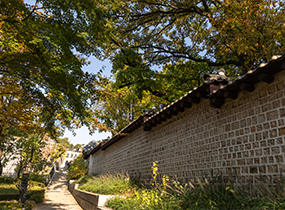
[130,45,242,66]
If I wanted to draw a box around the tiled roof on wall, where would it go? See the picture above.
[85,53,285,156]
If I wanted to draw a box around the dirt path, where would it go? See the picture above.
[34,164,82,210]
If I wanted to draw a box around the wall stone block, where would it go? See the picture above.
[268,156,274,163]
[280,108,285,117]
[258,114,266,123]
[271,146,280,154]
[267,165,277,173]
[271,121,277,128]
[259,89,268,97]
[262,104,272,112]
[278,119,284,126]
[279,127,285,135]
[259,166,266,173]
[276,80,285,91]
[261,157,267,164]
[254,158,260,164]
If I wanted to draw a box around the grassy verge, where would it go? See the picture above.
[77,173,139,196]
[77,168,285,210]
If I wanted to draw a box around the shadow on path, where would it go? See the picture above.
[35,164,82,210]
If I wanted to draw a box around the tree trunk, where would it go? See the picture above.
[0,124,3,176]
[17,159,23,179]
[24,146,34,173]
[0,145,2,162]
[0,160,2,176]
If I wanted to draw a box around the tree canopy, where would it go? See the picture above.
[107,0,284,73]
[0,0,111,137]
[0,0,115,169]
[1,0,284,138]
[92,0,285,132]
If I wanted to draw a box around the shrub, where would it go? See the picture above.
[27,181,46,203]
[25,200,35,210]
[29,173,45,183]
[0,176,17,184]
[0,193,19,201]
[0,201,21,210]
[29,180,46,189]
[29,192,45,203]
[0,180,46,204]
[67,154,88,180]
[76,174,94,184]
[109,188,183,210]
[0,184,19,201]
[105,162,273,210]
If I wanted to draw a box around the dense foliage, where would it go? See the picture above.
[67,154,88,180]
[0,0,108,135]
[107,0,284,72]
[90,0,285,133]
[0,0,108,173]
[1,0,284,138]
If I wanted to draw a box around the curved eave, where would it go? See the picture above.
[90,143,102,154]
[100,115,144,151]
[143,84,209,131]
[83,152,90,159]
[144,53,285,129]
[210,54,285,108]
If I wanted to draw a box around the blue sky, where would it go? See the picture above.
[63,56,112,146]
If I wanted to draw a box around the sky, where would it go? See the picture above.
[63,56,113,146]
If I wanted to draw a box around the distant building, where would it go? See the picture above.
[2,154,19,178]
[65,149,81,163]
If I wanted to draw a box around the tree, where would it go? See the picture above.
[0,0,112,163]
[0,0,110,134]
[0,76,43,174]
[107,0,284,74]
[89,0,285,132]
[0,127,49,177]
[57,137,73,149]
[91,71,165,134]
[73,144,83,151]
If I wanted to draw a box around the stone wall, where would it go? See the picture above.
[88,69,285,184]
